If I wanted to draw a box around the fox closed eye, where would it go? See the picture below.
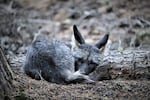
[89,60,98,65]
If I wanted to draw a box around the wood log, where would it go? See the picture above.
[90,47,150,81]
[103,48,150,68]
[0,47,14,99]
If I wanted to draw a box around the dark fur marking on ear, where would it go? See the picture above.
[73,25,85,44]
[95,34,109,49]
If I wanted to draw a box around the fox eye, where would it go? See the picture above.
[78,58,84,63]
[75,58,84,64]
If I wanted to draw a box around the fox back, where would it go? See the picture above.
[23,25,109,84]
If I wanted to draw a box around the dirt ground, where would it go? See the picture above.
[0,0,150,99]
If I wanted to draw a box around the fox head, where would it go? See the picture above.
[72,25,109,75]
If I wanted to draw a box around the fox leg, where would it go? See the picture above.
[24,68,43,80]
[65,70,95,84]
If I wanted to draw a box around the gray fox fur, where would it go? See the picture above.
[23,25,109,84]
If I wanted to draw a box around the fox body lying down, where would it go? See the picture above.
[23,25,109,84]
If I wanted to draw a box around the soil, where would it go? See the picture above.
[0,0,150,99]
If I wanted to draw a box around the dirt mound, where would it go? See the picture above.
[13,72,150,100]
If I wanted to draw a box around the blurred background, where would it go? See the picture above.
[0,0,150,56]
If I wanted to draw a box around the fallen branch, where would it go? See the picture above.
[0,47,14,99]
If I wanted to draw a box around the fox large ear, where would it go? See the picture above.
[73,25,85,45]
[95,34,109,49]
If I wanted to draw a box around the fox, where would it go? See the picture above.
[23,25,109,84]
